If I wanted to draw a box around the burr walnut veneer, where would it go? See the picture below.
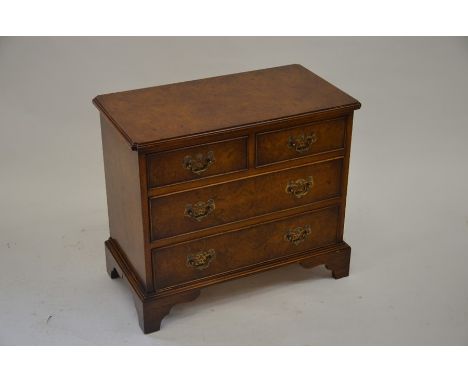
[93,64,361,333]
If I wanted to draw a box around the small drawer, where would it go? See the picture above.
[152,206,340,289]
[256,117,346,166]
[147,136,248,188]
[149,158,342,240]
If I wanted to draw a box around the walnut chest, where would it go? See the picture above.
[93,64,361,333]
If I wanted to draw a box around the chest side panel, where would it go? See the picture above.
[100,115,147,288]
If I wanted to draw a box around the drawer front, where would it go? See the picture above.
[152,206,340,289]
[147,136,248,188]
[256,117,346,166]
[150,158,342,240]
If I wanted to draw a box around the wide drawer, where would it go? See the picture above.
[150,158,342,240]
[256,117,346,166]
[147,136,248,188]
[152,206,340,289]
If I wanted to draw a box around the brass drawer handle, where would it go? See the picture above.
[288,133,317,153]
[286,176,313,199]
[183,151,215,175]
[184,199,215,221]
[186,249,216,270]
[284,225,312,246]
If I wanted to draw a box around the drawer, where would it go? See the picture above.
[152,206,340,289]
[147,136,248,188]
[256,117,346,166]
[150,158,342,240]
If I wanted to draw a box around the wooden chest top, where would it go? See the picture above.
[93,64,360,150]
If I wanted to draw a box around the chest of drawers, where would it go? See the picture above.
[93,64,361,333]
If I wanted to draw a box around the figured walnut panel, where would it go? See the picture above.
[152,206,340,289]
[149,158,343,240]
[256,117,346,166]
[147,136,247,188]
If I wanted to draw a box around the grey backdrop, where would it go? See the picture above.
[1,37,467,345]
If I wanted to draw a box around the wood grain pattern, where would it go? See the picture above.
[147,136,248,188]
[95,64,360,333]
[105,243,200,333]
[93,64,360,149]
[256,117,346,166]
[106,237,351,332]
[152,206,340,289]
[150,196,342,249]
[100,115,148,288]
[149,158,342,240]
